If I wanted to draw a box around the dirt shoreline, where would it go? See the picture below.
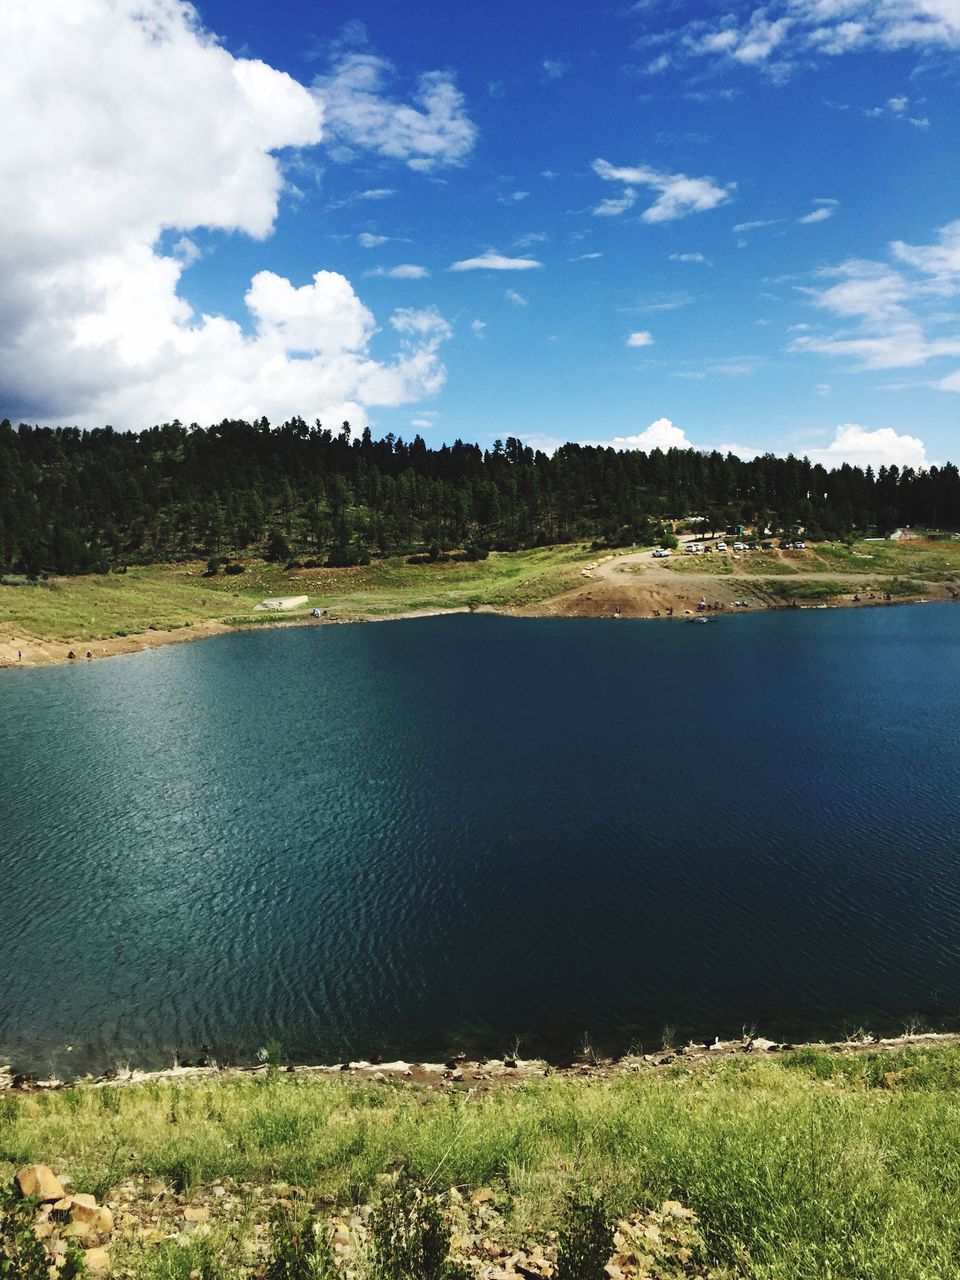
[3,1030,958,1095]
[1,578,954,671]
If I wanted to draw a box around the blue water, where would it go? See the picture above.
[1,606,959,1076]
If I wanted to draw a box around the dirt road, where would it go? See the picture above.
[521,545,951,620]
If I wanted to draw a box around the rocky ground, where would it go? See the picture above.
[7,1161,723,1279]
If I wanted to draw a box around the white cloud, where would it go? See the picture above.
[804,424,929,469]
[891,220,960,278]
[733,218,784,233]
[594,190,638,217]
[497,190,530,204]
[571,251,603,261]
[669,251,710,263]
[312,53,477,171]
[366,264,430,279]
[390,307,451,339]
[790,230,960,375]
[626,330,655,347]
[505,289,528,306]
[471,319,487,337]
[798,206,835,224]
[450,252,543,271]
[173,236,201,266]
[0,0,450,429]
[586,417,694,451]
[657,0,960,79]
[592,159,734,222]
[542,58,569,78]
[358,232,389,247]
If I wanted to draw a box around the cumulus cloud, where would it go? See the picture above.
[505,289,528,306]
[592,159,734,222]
[312,53,477,171]
[358,232,390,248]
[804,424,929,469]
[669,252,710,263]
[0,0,451,429]
[626,331,655,347]
[449,252,543,271]
[586,417,695,451]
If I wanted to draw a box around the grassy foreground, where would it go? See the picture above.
[5,1045,960,1278]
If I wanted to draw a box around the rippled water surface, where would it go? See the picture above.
[2,607,959,1075]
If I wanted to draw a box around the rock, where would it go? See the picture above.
[183,1206,209,1223]
[15,1164,65,1202]
[68,1193,100,1223]
[83,1246,111,1273]
[472,1188,495,1204]
[62,1221,100,1245]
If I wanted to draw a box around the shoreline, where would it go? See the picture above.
[1,589,954,672]
[4,1028,960,1094]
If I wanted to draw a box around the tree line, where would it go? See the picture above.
[1,415,958,575]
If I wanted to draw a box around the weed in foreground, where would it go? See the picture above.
[370,1173,468,1280]
[553,1193,611,1280]
[265,1205,337,1280]
[0,1188,85,1279]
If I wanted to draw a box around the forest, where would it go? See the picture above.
[1,415,958,575]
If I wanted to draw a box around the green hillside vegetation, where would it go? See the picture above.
[0,547,588,644]
[2,417,959,577]
[4,1044,960,1278]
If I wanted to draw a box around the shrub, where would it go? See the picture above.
[265,531,292,562]
[325,546,370,568]
[224,562,245,575]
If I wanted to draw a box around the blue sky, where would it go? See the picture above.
[3,0,960,469]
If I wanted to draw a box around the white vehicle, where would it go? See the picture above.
[733,541,747,551]
[652,547,672,558]
[716,541,728,552]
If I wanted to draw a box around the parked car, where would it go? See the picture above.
[779,539,793,549]
[747,541,759,550]
[733,541,747,551]
[793,540,806,549]
[652,547,671,558]
[716,540,728,552]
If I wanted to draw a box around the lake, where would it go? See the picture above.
[1,605,959,1077]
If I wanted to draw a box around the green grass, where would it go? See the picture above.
[6,1048,960,1277]
[0,547,588,645]
[812,540,960,580]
